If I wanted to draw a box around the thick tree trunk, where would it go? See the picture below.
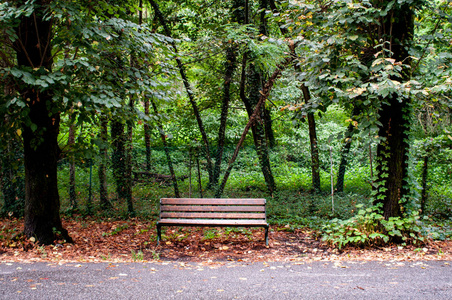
[14,2,71,244]
[373,2,414,219]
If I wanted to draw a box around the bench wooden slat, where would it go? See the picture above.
[160,205,266,212]
[160,198,266,206]
[157,198,269,245]
[158,219,268,226]
[160,212,266,219]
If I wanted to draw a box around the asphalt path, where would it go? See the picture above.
[0,260,451,299]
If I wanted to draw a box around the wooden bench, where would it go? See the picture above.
[157,198,269,246]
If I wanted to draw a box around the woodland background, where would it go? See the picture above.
[0,0,451,250]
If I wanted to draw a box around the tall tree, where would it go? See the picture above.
[372,1,416,219]
[240,0,276,195]
[211,0,242,188]
[149,0,215,185]
[12,0,71,243]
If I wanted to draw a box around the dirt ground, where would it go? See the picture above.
[1,217,451,263]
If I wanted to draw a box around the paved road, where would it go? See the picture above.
[0,260,451,299]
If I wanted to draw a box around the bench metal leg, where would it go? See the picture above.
[157,224,162,245]
[265,226,269,246]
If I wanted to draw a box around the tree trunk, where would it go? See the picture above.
[144,99,152,172]
[68,121,77,210]
[1,85,24,217]
[14,2,71,244]
[98,117,111,210]
[211,45,238,188]
[111,121,129,201]
[269,0,321,192]
[150,97,181,198]
[335,106,360,193]
[149,0,214,184]
[302,85,321,192]
[420,154,429,215]
[216,61,287,197]
[373,2,414,219]
[242,65,276,195]
[125,96,135,216]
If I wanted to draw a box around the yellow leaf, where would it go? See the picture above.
[16,129,22,136]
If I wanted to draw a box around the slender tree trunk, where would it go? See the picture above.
[238,0,276,195]
[111,121,129,201]
[216,59,288,197]
[149,97,180,198]
[241,61,276,195]
[124,96,135,216]
[144,99,152,172]
[420,154,429,214]
[301,86,321,192]
[149,0,214,184]
[98,117,111,210]
[335,106,360,193]
[68,120,77,210]
[270,0,321,193]
[373,2,414,219]
[14,2,71,244]
[211,45,238,188]
[1,85,24,217]
[263,107,276,148]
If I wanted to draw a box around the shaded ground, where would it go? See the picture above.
[1,217,451,263]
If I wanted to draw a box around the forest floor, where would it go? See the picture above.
[1,217,452,264]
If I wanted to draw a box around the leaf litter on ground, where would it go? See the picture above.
[1,217,451,264]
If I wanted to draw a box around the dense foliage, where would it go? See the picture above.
[1,0,451,245]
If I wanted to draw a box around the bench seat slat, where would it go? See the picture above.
[158,219,268,226]
[160,205,266,212]
[161,198,266,206]
[157,198,269,245]
[160,212,266,219]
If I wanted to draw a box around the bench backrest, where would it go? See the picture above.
[159,198,267,221]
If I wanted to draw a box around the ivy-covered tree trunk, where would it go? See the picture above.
[373,2,414,219]
[242,65,276,195]
[14,1,71,244]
